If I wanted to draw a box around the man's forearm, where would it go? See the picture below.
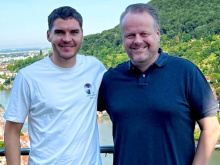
[4,121,23,165]
[5,139,20,165]
[192,125,220,165]
[5,131,21,165]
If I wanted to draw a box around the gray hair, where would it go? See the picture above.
[120,3,159,31]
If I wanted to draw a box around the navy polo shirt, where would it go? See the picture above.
[98,48,218,165]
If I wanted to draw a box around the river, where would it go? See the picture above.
[0,90,219,164]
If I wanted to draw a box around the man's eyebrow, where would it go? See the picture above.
[54,29,64,33]
[72,29,81,32]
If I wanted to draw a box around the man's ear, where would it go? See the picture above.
[81,28,84,39]
[156,28,160,43]
[47,30,51,42]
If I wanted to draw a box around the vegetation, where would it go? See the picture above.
[6,52,46,72]
[0,85,4,90]
[149,0,220,40]
[194,129,201,143]
[0,74,7,79]
[0,0,219,147]
[78,0,220,101]
[0,141,4,149]
[3,50,50,88]
[3,0,220,98]
[0,104,4,109]
[3,0,220,93]
[217,113,220,124]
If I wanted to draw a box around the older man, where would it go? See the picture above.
[98,3,220,165]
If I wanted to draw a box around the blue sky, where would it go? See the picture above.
[0,0,150,49]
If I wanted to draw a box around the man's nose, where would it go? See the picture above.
[63,34,72,42]
[133,35,143,44]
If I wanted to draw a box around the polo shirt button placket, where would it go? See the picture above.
[138,73,148,86]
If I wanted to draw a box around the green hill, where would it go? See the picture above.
[79,0,220,99]
[79,0,220,59]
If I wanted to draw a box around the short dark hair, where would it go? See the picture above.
[48,6,83,31]
[120,3,159,31]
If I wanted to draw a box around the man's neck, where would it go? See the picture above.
[49,53,77,68]
[134,53,160,72]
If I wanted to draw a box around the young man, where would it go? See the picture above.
[4,6,105,165]
[98,3,220,165]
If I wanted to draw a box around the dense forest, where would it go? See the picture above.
[6,0,220,99]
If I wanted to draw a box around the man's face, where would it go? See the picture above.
[47,18,83,65]
[121,12,160,67]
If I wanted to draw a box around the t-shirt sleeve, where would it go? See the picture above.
[4,71,30,123]
[188,66,219,120]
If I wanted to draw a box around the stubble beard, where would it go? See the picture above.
[58,52,76,60]
[129,49,158,69]
[54,44,81,60]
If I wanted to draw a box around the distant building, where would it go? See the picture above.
[0,78,5,84]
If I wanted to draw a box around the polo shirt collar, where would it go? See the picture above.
[154,48,168,67]
[126,48,168,71]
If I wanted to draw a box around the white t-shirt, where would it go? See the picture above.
[4,54,106,165]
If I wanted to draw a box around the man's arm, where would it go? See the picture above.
[4,121,24,165]
[192,115,220,165]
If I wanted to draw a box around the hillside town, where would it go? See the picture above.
[0,48,50,89]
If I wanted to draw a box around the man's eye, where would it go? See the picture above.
[142,33,149,37]
[126,34,134,38]
[71,30,79,34]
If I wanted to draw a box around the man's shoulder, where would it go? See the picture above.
[77,54,106,74]
[77,54,102,64]
[103,61,128,79]
[19,56,47,75]
[160,49,195,67]
[166,54,197,69]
